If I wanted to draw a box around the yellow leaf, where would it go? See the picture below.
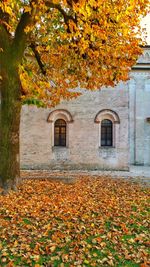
[50,245,56,252]
[24,6,31,13]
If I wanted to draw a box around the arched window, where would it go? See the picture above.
[54,119,66,146]
[47,109,73,148]
[101,119,113,146]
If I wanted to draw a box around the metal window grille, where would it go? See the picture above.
[54,119,66,146]
[101,119,113,146]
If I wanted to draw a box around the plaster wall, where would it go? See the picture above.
[129,47,150,166]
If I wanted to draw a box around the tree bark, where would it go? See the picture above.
[0,9,35,193]
[0,62,22,193]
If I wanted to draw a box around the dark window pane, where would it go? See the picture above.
[101,128,106,134]
[101,119,112,126]
[55,119,66,126]
[101,119,113,147]
[61,127,66,134]
[107,140,112,146]
[54,119,66,146]
[54,134,60,146]
[55,127,59,133]
[101,140,105,146]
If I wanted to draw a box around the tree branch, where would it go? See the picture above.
[0,7,11,50]
[12,0,38,63]
[30,43,46,75]
[0,25,10,52]
[12,12,32,62]
[46,1,77,31]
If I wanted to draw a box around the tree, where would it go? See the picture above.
[0,0,149,192]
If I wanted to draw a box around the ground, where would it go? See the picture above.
[0,173,149,267]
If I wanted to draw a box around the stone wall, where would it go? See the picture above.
[20,83,129,170]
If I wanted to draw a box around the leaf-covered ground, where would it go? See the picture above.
[0,176,149,267]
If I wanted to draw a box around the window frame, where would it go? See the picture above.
[94,109,120,148]
[54,119,67,147]
[101,119,113,147]
[47,109,73,148]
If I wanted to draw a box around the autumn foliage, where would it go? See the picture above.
[0,0,150,107]
[0,175,149,266]
[0,0,150,191]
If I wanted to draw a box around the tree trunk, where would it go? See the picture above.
[0,9,33,193]
[0,64,22,193]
